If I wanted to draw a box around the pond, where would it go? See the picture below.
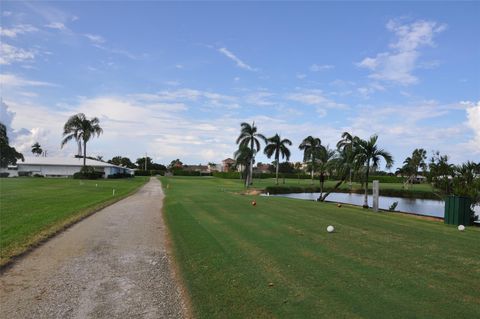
[268,192,480,220]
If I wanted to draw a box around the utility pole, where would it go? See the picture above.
[145,153,147,171]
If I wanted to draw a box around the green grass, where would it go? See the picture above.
[0,177,148,265]
[161,176,480,319]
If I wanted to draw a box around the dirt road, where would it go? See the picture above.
[0,178,187,318]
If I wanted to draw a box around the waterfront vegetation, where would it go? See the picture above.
[161,176,480,318]
[0,177,148,266]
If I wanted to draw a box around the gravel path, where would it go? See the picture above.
[0,178,188,319]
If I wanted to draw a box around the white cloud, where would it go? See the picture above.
[0,43,35,65]
[0,24,38,38]
[84,33,105,44]
[246,92,275,106]
[357,19,446,85]
[0,73,57,87]
[218,47,257,71]
[44,22,67,30]
[286,89,348,110]
[296,73,307,79]
[310,64,334,72]
[463,101,480,154]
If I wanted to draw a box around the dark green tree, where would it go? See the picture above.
[264,134,292,185]
[355,135,394,208]
[0,122,24,168]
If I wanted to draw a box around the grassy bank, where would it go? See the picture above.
[0,177,148,266]
[161,176,479,319]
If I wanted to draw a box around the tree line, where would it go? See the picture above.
[234,122,479,208]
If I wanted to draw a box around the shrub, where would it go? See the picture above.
[0,172,9,178]
[73,166,104,179]
[33,174,44,178]
[172,170,212,176]
[107,173,133,179]
[18,171,32,177]
[135,170,151,176]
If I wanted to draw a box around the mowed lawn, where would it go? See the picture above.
[0,177,148,265]
[161,176,480,319]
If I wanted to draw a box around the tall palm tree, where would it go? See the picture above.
[355,135,394,208]
[31,142,43,157]
[234,144,254,186]
[299,136,323,184]
[316,146,336,200]
[61,113,103,168]
[337,131,359,188]
[264,134,292,185]
[236,122,266,186]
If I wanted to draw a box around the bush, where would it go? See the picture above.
[107,173,133,179]
[135,170,151,176]
[73,166,104,180]
[33,174,44,178]
[0,172,9,178]
[18,171,32,177]
[173,170,212,176]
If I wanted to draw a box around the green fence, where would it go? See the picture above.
[444,196,472,226]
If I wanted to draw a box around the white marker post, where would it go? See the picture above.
[112,189,116,196]
[373,180,379,212]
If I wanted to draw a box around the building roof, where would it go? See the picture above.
[18,156,131,169]
[222,158,235,164]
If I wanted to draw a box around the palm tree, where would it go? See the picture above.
[31,142,43,156]
[337,132,359,188]
[299,136,323,184]
[264,134,292,185]
[236,122,266,187]
[61,113,103,168]
[355,135,394,208]
[234,144,254,186]
[402,148,427,188]
[316,146,336,200]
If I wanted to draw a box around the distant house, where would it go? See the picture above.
[207,163,221,172]
[1,156,134,178]
[222,158,236,172]
[255,163,271,174]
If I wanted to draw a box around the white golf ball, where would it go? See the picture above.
[458,225,465,231]
[327,225,335,233]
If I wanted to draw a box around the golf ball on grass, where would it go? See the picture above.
[327,225,335,233]
[458,225,465,231]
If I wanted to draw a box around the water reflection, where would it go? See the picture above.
[269,192,480,219]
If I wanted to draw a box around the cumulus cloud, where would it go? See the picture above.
[357,19,446,85]
[0,24,38,38]
[218,47,257,71]
[0,43,36,65]
[463,101,480,153]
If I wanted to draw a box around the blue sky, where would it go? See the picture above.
[1,1,479,169]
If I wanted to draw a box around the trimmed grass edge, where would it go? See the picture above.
[160,181,195,319]
[0,178,148,271]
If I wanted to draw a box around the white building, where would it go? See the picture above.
[1,156,134,178]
